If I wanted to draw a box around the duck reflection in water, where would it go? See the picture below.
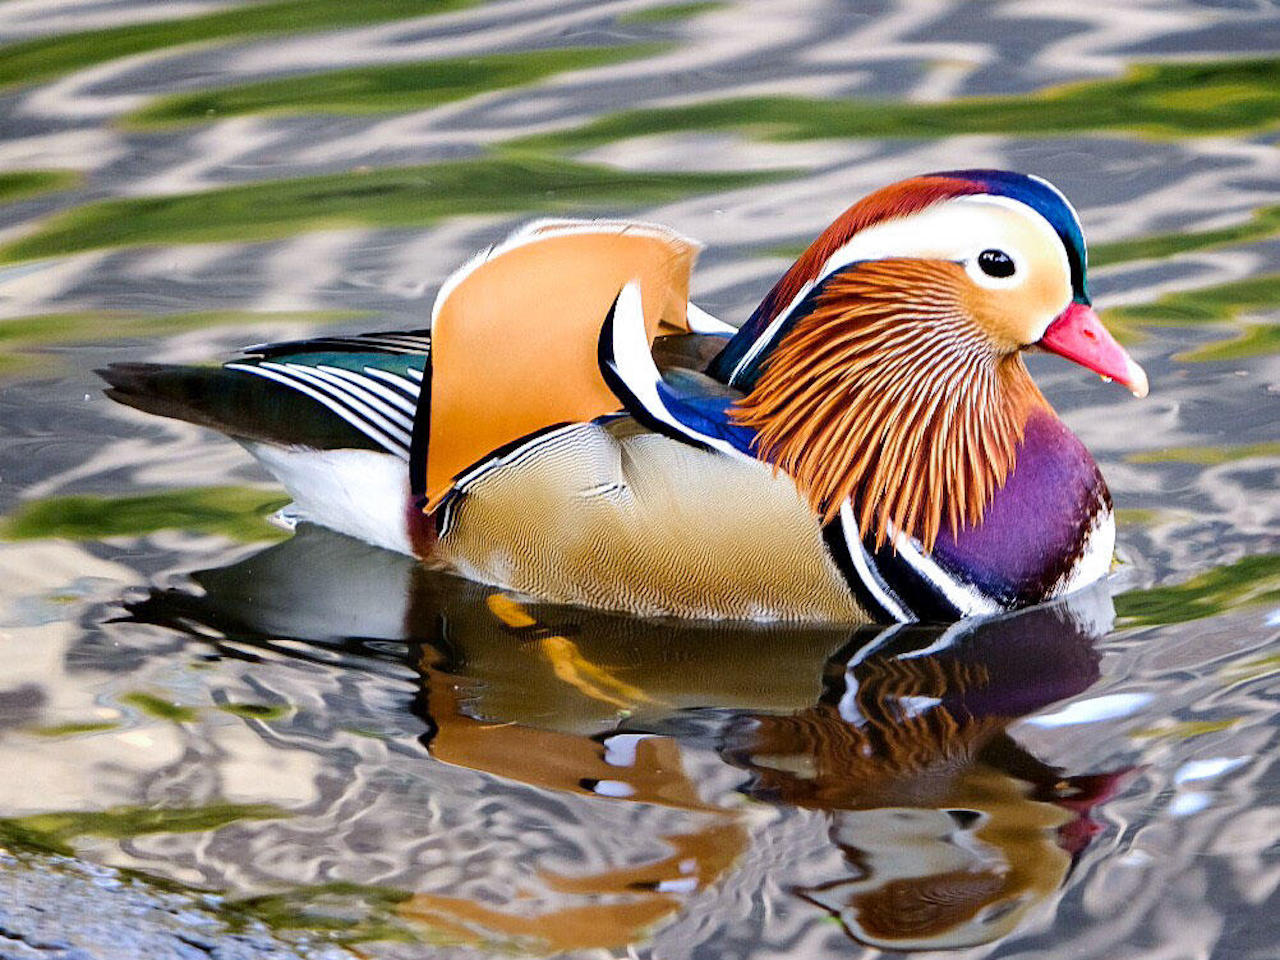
[131,525,1129,954]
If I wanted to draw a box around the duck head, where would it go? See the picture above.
[711,170,1147,552]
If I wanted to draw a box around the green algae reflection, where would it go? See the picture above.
[1115,554,1280,627]
[226,883,417,943]
[0,157,781,262]
[0,0,487,91]
[1,486,290,543]
[1103,274,1280,361]
[618,2,725,24]
[0,170,79,204]
[0,309,362,379]
[27,721,121,738]
[218,702,292,721]
[121,692,200,723]
[1089,205,1280,267]
[127,44,665,127]
[512,57,1280,152]
[0,803,288,858]
[1127,442,1280,466]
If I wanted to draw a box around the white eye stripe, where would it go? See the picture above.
[730,194,1071,383]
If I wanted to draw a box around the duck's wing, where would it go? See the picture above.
[99,330,429,457]
[420,218,732,507]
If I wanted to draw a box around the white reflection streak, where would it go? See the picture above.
[802,0,990,96]
[285,0,822,166]
[1023,692,1154,727]
[0,0,233,40]
[131,117,290,196]
[1174,756,1249,785]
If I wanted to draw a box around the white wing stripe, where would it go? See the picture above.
[280,363,414,437]
[362,368,422,407]
[316,364,417,418]
[225,363,407,457]
[338,335,431,354]
[263,363,412,445]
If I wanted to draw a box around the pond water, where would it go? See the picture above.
[0,1,1277,957]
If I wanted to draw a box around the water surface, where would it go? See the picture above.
[0,1,1277,958]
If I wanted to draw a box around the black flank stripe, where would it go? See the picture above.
[821,521,896,623]
[865,539,964,622]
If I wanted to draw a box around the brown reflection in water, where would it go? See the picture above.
[128,527,1127,954]
[407,620,747,951]
[405,576,1124,953]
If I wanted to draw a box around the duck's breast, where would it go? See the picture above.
[931,412,1113,608]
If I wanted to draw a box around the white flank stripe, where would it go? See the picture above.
[890,528,1001,618]
[439,422,590,536]
[453,422,586,490]
[839,501,911,623]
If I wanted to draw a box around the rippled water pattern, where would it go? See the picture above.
[0,1,1277,958]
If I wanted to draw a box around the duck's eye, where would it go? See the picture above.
[977,249,1015,278]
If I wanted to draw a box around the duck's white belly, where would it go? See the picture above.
[243,442,414,556]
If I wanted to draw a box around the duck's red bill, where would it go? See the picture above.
[1039,302,1149,398]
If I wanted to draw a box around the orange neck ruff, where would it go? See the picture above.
[731,260,1049,552]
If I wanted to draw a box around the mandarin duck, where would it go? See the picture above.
[101,170,1147,622]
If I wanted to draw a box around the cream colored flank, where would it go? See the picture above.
[430,418,863,621]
